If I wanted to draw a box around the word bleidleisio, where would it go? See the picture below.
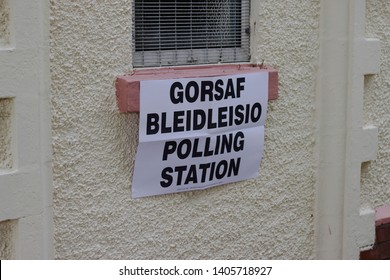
[145,76,263,135]
[146,103,262,135]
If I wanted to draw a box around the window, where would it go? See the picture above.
[133,0,250,67]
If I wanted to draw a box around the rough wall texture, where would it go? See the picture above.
[0,220,16,259]
[0,98,12,169]
[361,0,390,209]
[0,0,10,46]
[51,0,318,259]
[250,0,319,259]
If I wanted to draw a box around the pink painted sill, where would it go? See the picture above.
[115,64,278,113]
[376,205,390,226]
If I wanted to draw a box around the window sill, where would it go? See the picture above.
[115,64,278,113]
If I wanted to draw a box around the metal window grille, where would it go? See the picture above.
[133,0,250,67]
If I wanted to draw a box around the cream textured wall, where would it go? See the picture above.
[50,0,319,259]
[361,0,390,209]
[0,220,16,259]
[0,0,10,45]
[0,98,12,169]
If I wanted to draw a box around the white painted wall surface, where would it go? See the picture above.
[0,0,53,259]
[49,0,389,259]
[315,0,382,259]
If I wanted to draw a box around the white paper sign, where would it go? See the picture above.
[132,72,268,198]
